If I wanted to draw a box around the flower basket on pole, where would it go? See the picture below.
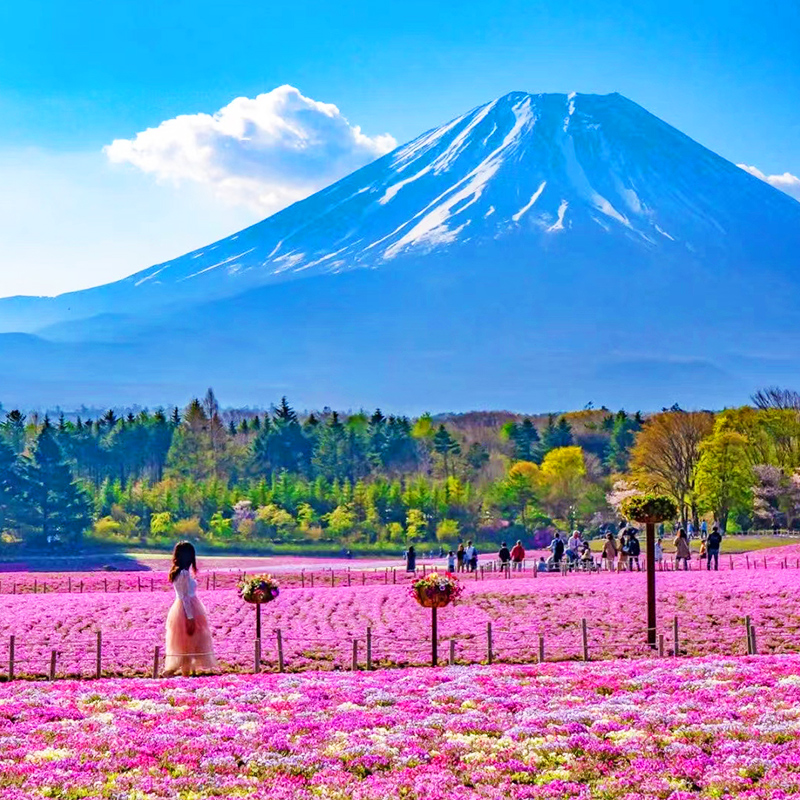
[620,495,678,648]
[411,573,462,666]
[237,574,280,640]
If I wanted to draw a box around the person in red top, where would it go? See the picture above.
[510,540,525,571]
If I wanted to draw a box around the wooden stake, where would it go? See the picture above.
[581,618,589,661]
[301,570,305,588]
[153,646,160,678]
[392,568,396,584]
[745,615,752,654]
[538,633,545,663]
[330,571,335,588]
[310,574,314,588]
[117,580,121,592]
[8,635,14,681]
[352,639,358,671]
[276,629,284,673]
[150,578,153,591]
[347,569,351,587]
[431,607,438,667]
[50,649,56,681]
[487,622,493,665]
[750,625,758,655]
[34,579,37,593]
[95,631,102,679]
[366,627,372,670]
[104,579,107,593]
[68,577,72,593]
[672,616,679,657]
[362,571,366,586]
[658,633,665,657]
[213,572,217,590]
[746,555,750,569]
[80,581,84,593]
[729,556,734,570]
[254,639,261,673]
[449,638,456,665]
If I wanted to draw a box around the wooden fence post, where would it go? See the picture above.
[750,625,758,655]
[150,578,153,591]
[746,555,750,569]
[68,577,72,593]
[729,556,734,570]
[745,615,752,655]
[347,569,351,587]
[213,572,217,590]
[581,618,589,661]
[658,633,665,657]
[153,646,160,678]
[538,633,545,663]
[50,649,56,681]
[254,639,261,673]
[449,638,456,665]
[362,571,366,586]
[672,616,679,657]
[352,639,358,671]
[276,629,284,673]
[95,631,102,679]
[80,581,84,593]
[392,569,396,584]
[366,628,372,670]
[117,580,121,592]
[330,571,335,588]
[486,622,493,664]
[34,579,37,593]
[103,579,107,593]
[8,635,14,681]
[310,574,314,588]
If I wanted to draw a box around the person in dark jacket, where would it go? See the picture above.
[706,526,723,570]
[498,542,511,572]
[627,530,641,571]
[550,533,565,564]
[405,545,416,572]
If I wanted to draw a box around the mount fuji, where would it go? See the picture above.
[2,91,800,411]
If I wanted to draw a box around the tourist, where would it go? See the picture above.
[626,529,641,571]
[567,530,582,562]
[405,545,417,572]
[602,532,617,571]
[618,530,629,572]
[700,519,708,540]
[465,540,478,572]
[687,520,695,540]
[550,532,565,564]
[162,541,218,677]
[456,542,466,572]
[447,550,456,572]
[580,541,594,570]
[706,525,723,570]
[510,540,525,571]
[537,556,548,573]
[674,528,691,570]
[654,536,664,566]
[498,541,511,572]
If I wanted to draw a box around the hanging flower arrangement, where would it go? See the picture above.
[410,572,462,609]
[237,574,280,604]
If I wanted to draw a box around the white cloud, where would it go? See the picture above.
[738,164,800,202]
[104,85,397,213]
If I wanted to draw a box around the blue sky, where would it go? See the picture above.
[1,0,798,297]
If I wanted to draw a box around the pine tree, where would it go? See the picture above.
[24,426,92,543]
[433,424,461,479]
[0,410,26,454]
[0,439,26,532]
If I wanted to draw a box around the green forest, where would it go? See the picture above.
[2,387,800,552]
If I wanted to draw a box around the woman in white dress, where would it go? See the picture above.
[162,541,218,677]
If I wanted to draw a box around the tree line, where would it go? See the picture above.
[1,387,799,548]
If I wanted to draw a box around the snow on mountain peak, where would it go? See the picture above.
[106,90,800,302]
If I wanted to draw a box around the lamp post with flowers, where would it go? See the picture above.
[237,574,280,641]
[411,572,463,666]
[620,494,678,648]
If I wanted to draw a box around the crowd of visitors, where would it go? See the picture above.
[407,520,727,575]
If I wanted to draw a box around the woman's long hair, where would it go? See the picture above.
[169,541,198,583]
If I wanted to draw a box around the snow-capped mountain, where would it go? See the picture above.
[2,91,800,410]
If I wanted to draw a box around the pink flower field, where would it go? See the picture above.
[3,569,800,678]
[2,655,800,799]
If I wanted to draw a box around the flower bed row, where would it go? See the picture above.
[1,655,800,798]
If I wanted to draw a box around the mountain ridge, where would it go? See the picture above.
[1,90,799,410]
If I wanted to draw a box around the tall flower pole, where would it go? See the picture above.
[411,573,463,666]
[620,495,678,649]
[238,575,280,642]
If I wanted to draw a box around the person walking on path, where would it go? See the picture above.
[465,540,478,572]
[706,525,723,570]
[550,532,565,565]
[510,540,525,571]
[602,532,617,572]
[456,542,466,572]
[498,541,511,572]
[405,545,417,572]
[654,536,664,567]
[447,550,456,572]
[618,530,629,572]
[674,529,691,570]
[162,541,218,678]
[627,529,642,571]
